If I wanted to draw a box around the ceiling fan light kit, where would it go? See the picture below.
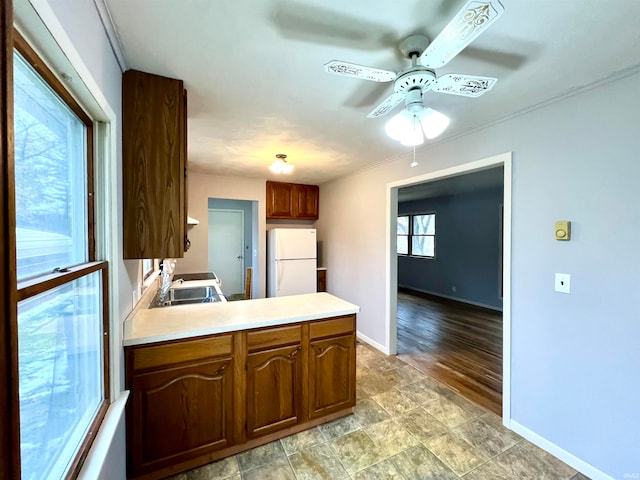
[323,0,505,148]
[269,153,293,174]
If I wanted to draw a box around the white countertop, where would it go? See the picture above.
[124,292,360,347]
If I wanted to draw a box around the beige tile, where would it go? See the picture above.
[441,389,489,417]
[394,407,447,442]
[423,395,476,428]
[182,456,239,480]
[356,384,371,401]
[520,441,577,478]
[365,418,419,458]
[280,426,326,455]
[353,398,391,427]
[352,458,406,480]
[454,417,521,458]
[367,355,405,372]
[378,364,428,387]
[241,462,296,480]
[318,414,361,441]
[236,440,287,472]
[424,430,488,475]
[392,444,458,480]
[288,442,349,480]
[571,473,592,480]
[462,460,512,479]
[360,373,397,396]
[398,379,444,406]
[493,442,576,480]
[372,388,420,416]
[329,430,384,474]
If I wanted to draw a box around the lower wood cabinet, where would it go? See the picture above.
[309,334,355,419]
[125,314,356,480]
[130,357,233,472]
[246,344,302,438]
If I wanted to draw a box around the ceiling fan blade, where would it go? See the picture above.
[421,0,505,69]
[324,61,396,83]
[432,73,497,97]
[367,92,405,118]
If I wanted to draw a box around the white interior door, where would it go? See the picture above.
[208,209,244,295]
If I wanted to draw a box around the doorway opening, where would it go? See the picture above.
[208,198,258,299]
[386,152,512,421]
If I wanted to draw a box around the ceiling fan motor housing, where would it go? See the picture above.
[393,68,436,95]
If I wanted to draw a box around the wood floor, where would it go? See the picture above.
[396,288,503,415]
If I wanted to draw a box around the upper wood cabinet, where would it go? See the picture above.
[266,181,319,220]
[122,69,187,259]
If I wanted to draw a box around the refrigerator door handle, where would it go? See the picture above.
[276,261,282,292]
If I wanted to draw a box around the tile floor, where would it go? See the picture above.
[167,343,590,480]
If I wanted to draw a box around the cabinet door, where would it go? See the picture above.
[246,344,302,438]
[309,334,355,419]
[123,69,186,259]
[316,269,327,292]
[266,181,293,218]
[129,357,233,475]
[293,184,319,220]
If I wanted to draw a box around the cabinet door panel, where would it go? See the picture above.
[266,181,293,218]
[246,344,302,438]
[123,69,186,259]
[130,357,233,474]
[293,184,319,219]
[309,335,355,418]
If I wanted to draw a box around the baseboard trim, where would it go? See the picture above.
[398,285,503,312]
[509,420,613,480]
[356,331,390,355]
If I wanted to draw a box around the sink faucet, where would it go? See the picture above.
[157,272,183,305]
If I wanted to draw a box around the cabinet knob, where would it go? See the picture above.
[288,346,302,359]
[215,362,229,375]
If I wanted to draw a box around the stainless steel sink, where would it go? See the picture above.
[152,284,226,308]
[170,286,215,301]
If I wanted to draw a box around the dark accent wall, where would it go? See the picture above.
[398,185,503,310]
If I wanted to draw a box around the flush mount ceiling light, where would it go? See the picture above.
[384,88,450,146]
[269,153,294,174]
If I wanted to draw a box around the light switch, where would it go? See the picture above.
[555,220,571,240]
[555,273,571,294]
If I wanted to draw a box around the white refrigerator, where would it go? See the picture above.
[267,228,317,297]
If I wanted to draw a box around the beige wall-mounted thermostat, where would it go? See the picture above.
[555,220,571,241]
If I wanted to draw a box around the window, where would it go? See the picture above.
[397,213,436,258]
[13,33,109,480]
[142,258,154,279]
[397,215,409,255]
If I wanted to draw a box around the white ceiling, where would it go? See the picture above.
[104,0,640,185]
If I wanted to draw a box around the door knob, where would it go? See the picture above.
[237,255,243,259]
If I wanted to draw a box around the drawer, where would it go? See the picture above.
[247,324,301,352]
[309,315,355,339]
[130,334,233,371]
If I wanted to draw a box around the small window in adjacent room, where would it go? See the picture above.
[397,215,409,255]
[397,213,436,258]
[411,213,436,257]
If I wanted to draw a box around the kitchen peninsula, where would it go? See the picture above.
[124,293,359,480]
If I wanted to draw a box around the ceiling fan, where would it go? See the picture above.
[323,0,505,133]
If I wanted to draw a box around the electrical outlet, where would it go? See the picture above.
[555,273,571,294]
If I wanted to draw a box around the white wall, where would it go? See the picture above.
[179,172,268,298]
[315,70,640,478]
